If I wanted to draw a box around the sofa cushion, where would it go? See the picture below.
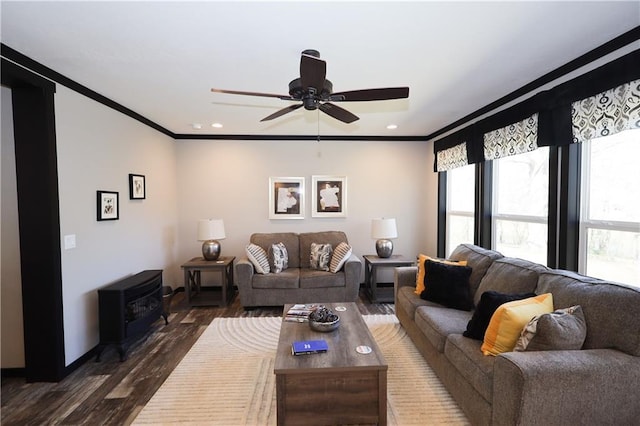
[396,285,439,321]
[415,305,472,353]
[445,334,496,403]
[300,268,346,289]
[299,231,349,269]
[329,242,352,273]
[515,305,586,352]
[250,233,300,268]
[246,243,270,274]
[310,243,332,271]
[251,269,299,289]
[482,293,554,356]
[474,257,547,306]
[464,291,537,341]
[420,260,474,311]
[415,254,468,295]
[268,242,289,273]
[536,270,640,356]
[449,244,503,298]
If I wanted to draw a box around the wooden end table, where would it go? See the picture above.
[274,302,387,425]
[180,256,235,307]
[364,254,414,303]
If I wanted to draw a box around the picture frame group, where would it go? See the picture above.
[269,175,347,219]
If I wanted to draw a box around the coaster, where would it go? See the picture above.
[334,306,347,312]
[355,345,372,354]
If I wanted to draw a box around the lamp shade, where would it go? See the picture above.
[197,219,226,241]
[371,218,398,239]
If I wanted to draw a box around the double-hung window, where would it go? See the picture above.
[579,129,640,287]
[491,147,549,264]
[445,164,475,256]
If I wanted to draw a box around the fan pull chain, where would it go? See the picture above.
[317,109,321,142]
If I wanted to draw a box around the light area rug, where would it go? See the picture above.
[133,315,469,425]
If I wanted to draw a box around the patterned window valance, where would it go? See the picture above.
[483,113,538,160]
[572,79,640,143]
[436,142,468,172]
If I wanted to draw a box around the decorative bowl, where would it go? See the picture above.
[309,316,340,332]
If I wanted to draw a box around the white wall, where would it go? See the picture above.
[55,86,179,365]
[174,139,438,283]
[1,86,25,368]
[7,83,440,368]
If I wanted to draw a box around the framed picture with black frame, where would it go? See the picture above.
[129,174,146,200]
[97,190,119,221]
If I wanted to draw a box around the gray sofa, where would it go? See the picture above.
[395,243,640,425]
[236,231,361,308]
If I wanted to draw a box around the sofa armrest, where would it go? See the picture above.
[493,349,640,425]
[235,258,255,293]
[394,266,417,302]
[394,266,417,288]
[343,253,362,290]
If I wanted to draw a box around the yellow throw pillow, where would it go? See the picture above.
[415,254,468,295]
[481,293,554,356]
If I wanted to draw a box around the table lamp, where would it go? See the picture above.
[371,218,397,258]
[197,219,226,261]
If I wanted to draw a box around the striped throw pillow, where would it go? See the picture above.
[246,243,270,274]
[329,242,352,273]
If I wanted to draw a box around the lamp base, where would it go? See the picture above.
[202,240,221,261]
[375,239,394,258]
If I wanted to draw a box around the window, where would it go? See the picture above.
[579,129,640,287]
[446,164,475,256]
[492,147,549,264]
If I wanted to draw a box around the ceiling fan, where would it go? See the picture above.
[211,49,409,124]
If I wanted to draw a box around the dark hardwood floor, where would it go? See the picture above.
[1,288,395,425]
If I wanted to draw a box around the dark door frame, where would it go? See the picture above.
[2,58,66,382]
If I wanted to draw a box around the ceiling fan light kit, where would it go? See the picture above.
[211,49,409,124]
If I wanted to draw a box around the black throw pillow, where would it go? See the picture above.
[420,260,474,311]
[463,290,537,340]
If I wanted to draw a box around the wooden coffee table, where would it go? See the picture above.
[274,303,388,426]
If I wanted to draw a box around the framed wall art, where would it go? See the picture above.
[312,175,347,218]
[269,177,305,219]
[129,174,146,200]
[97,190,119,221]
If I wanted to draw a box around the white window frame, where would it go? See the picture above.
[578,134,640,286]
[491,148,549,264]
[445,165,475,256]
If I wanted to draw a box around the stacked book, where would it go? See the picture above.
[284,304,320,322]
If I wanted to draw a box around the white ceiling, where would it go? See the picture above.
[2,1,639,138]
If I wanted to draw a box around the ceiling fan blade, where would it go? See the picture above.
[300,54,326,92]
[260,103,303,122]
[211,88,293,100]
[319,103,359,124]
[329,87,410,102]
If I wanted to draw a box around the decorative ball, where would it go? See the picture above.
[309,306,340,332]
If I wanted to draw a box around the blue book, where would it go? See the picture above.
[292,339,328,355]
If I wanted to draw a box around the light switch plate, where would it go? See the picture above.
[64,234,76,250]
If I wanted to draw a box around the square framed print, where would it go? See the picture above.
[312,175,347,218]
[129,174,146,200]
[269,177,304,219]
[97,190,119,221]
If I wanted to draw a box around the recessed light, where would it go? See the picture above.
[211,123,223,128]
[192,123,202,130]
[386,124,398,130]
